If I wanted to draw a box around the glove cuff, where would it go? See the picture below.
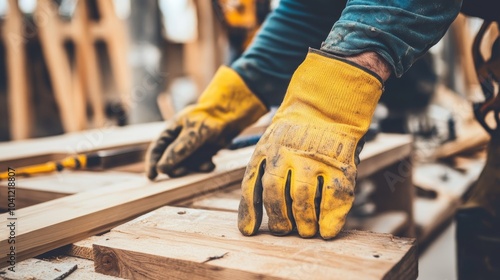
[276,48,384,139]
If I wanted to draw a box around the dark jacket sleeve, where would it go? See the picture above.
[231,0,346,107]
[321,0,463,77]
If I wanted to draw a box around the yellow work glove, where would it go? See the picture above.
[238,49,384,239]
[146,66,268,179]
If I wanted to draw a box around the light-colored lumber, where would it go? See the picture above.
[93,206,417,280]
[413,158,485,243]
[0,258,77,280]
[346,212,409,235]
[66,235,105,260]
[357,133,413,178]
[74,0,106,127]
[28,132,413,273]
[0,171,145,208]
[413,161,484,199]
[413,192,458,243]
[187,186,409,236]
[36,0,79,133]
[0,121,165,168]
[4,0,32,140]
[368,156,415,237]
[450,14,479,95]
[96,0,131,107]
[184,0,224,92]
[0,147,254,268]
[434,121,489,159]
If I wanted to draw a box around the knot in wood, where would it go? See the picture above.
[102,253,117,271]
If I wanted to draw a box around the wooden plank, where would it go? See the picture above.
[0,171,145,209]
[412,158,484,243]
[4,0,32,140]
[0,127,411,171]
[97,0,131,108]
[74,0,106,127]
[357,133,413,178]
[63,211,409,266]
[36,0,79,133]
[68,210,408,262]
[64,133,415,263]
[188,188,409,235]
[184,0,224,93]
[413,161,484,200]
[414,192,458,243]
[0,121,165,168]
[71,54,89,131]
[0,258,77,280]
[65,235,103,260]
[182,133,415,236]
[0,147,254,268]
[93,206,417,280]
[434,121,489,159]
[346,212,409,236]
[369,157,415,237]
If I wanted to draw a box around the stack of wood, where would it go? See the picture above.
[0,0,130,140]
[0,123,419,279]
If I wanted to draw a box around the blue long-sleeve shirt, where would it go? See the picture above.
[231,0,462,107]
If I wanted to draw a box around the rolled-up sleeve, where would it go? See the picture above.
[321,0,462,77]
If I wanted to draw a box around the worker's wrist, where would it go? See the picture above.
[343,52,391,81]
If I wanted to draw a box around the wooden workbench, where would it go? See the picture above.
[0,122,415,237]
[0,123,416,279]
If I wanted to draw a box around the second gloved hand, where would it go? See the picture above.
[238,49,384,239]
[146,66,268,179]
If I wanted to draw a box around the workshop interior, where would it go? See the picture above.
[0,0,499,279]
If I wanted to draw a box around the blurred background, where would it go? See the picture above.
[0,0,493,147]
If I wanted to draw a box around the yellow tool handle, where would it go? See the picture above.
[0,155,88,180]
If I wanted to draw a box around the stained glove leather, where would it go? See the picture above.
[238,49,383,239]
[146,66,268,179]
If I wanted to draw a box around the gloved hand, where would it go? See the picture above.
[146,66,268,179]
[238,49,384,239]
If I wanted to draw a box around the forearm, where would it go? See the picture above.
[231,0,346,107]
[344,52,391,81]
[321,0,462,77]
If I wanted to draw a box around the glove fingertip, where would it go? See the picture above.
[238,159,266,236]
[196,160,216,173]
[166,166,189,178]
[145,155,158,180]
[319,227,342,240]
[146,169,158,181]
[319,214,347,240]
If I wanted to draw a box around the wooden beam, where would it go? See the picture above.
[357,133,413,179]
[5,0,32,140]
[413,159,485,244]
[0,121,165,168]
[73,0,106,127]
[434,121,489,159]
[97,0,131,108]
[0,147,254,268]
[93,206,417,280]
[36,0,79,133]
[65,235,104,260]
[0,171,145,209]
[179,183,410,237]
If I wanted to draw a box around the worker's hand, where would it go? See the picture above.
[146,66,268,179]
[238,49,384,239]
